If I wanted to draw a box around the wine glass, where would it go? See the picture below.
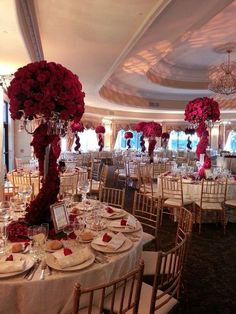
[41,223,49,241]
[73,218,84,240]
[0,223,8,254]
[78,180,90,201]
[63,224,74,240]
[18,184,32,208]
[0,201,11,221]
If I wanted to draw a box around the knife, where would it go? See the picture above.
[27,260,40,281]
[40,260,47,280]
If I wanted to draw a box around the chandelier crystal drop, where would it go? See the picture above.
[208,50,236,96]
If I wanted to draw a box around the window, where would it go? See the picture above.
[168,130,199,151]
[114,130,141,150]
[225,130,236,152]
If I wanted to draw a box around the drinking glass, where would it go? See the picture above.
[73,218,84,240]
[63,225,74,240]
[10,196,24,220]
[18,184,32,208]
[78,180,90,201]
[0,201,11,221]
[0,223,8,254]
[41,223,49,241]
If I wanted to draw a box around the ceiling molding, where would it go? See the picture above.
[15,0,44,61]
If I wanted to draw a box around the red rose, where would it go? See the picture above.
[120,219,127,226]
[95,125,105,134]
[106,207,113,213]
[102,233,112,242]
[124,131,133,139]
[64,248,73,256]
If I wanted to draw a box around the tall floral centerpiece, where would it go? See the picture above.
[7,60,85,225]
[143,122,162,162]
[124,131,133,150]
[71,121,84,154]
[161,132,170,149]
[185,97,220,177]
[135,122,146,152]
[95,125,105,151]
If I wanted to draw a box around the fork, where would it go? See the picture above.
[26,259,41,281]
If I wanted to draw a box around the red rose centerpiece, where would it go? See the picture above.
[135,122,146,152]
[185,97,220,159]
[7,60,85,225]
[71,121,84,154]
[124,131,133,150]
[95,125,105,152]
[143,122,162,162]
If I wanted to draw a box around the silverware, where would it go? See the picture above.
[27,259,40,281]
[40,260,47,280]
[24,266,34,279]
[48,265,52,276]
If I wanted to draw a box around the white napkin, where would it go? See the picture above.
[107,233,126,251]
[109,216,137,229]
[53,248,92,269]
[0,255,26,273]
[102,206,121,217]
[92,236,110,247]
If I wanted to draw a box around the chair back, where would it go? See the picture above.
[73,260,144,314]
[176,207,193,244]
[90,159,102,181]
[60,173,78,195]
[11,171,32,187]
[99,164,109,186]
[133,192,162,240]
[200,179,227,208]
[77,171,88,184]
[150,233,189,313]
[99,187,125,209]
[161,176,183,204]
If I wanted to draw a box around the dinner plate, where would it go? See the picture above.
[107,221,141,233]
[0,254,34,278]
[101,209,127,220]
[46,252,95,271]
[90,238,133,254]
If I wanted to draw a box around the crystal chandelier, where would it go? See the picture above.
[208,49,236,95]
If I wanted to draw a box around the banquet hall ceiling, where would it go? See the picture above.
[1,0,236,122]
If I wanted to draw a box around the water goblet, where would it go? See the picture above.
[18,184,32,209]
[78,180,90,201]
[63,224,74,240]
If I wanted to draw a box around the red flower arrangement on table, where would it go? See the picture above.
[71,121,84,154]
[161,132,170,149]
[135,122,146,152]
[95,125,105,152]
[184,97,220,178]
[135,121,162,161]
[124,131,133,149]
[7,60,85,230]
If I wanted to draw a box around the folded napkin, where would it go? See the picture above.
[107,233,126,251]
[110,216,137,229]
[0,255,26,273]
[53,247,92,269]
[102,206,121,217]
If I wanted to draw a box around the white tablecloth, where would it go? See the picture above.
[0,217,143,314]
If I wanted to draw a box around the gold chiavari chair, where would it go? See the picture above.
[195,179,227,234]
[60,172,79,195]
[223,180,236,223]
[89,164,109,197]
[137,164,159,198]
[133,191,162,247]
[142,207,193,277]
[11,171,36,200]
[73,260,144,314]
[161,175,193,220]
[104,235,189,314]
[99,187,125,209]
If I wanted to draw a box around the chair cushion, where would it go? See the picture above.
[164,198,192,207]
[142,251,179,276]
[195,201,223,210]
[103,280,177,314]
[225,199,236,207]
[142,232,155,246]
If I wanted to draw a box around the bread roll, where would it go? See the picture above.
[47,240,63,250]
[12,243,23,253]
[80,231,93,241]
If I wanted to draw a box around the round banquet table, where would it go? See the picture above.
[0,213,143,314]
